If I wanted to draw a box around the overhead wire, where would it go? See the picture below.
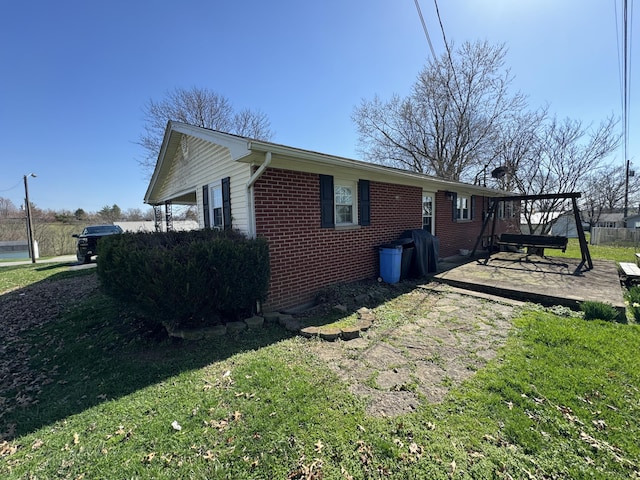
[413,0,437,59]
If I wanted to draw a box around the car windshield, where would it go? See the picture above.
[83,225,122,235]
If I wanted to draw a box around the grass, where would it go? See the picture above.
[556,237,637,263]
[0,261,92,292]
[1,260,640,478]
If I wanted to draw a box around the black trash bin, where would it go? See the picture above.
[400,229,439,276]
[390,238,415,280]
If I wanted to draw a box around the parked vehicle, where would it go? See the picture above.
[72,224,123,263]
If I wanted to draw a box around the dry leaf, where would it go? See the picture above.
[232,411,242,421]
[32,439,44,450]
[314,440,324,453]
[171,420,182,431]
[142,452,156,463]
[409,442,423,455]
[593,419,607,430]
[73,432,80,445]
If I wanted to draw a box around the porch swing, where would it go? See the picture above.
[470,192,593,274]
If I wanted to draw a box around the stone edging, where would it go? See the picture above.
[167,308,375,342]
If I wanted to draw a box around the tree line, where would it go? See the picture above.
[0,199,197,257]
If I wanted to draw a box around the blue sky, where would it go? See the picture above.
[0,0,636,213]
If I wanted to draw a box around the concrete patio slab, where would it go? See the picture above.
[433,252,625,315]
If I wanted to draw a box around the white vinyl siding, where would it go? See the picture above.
[187,138,251,233]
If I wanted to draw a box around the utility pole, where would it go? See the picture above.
[23,173,36,264]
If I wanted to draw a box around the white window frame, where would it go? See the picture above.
[422,192,435,234]
[457,195,470,220]
[334,180,357,226]
[210,184,224,229]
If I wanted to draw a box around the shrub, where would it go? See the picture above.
[579,300,622,323]
[97,229,270,330]
[625,285,640,322]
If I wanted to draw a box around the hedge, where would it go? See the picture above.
[97,229,270,330]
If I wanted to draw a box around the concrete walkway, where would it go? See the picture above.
[0,255,83,268]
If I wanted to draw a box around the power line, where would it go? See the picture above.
[0,179,23,193]
[413,0,437,59]
[618,0,634,217]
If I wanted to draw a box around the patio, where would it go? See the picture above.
[433,252,626,316]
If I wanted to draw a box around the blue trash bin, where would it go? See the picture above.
[379,244,402,284]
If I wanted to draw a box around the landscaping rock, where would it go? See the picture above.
[278,314,294,326]
[340,326,361,340]
[263,312,280,323]
[333,304,348,313]
[354,293,370,304]
[318,327,341,341]
[356,319,373,331]
[283,318,302,332]
[244,315,264,329]
[300,326,320,338]
[170,328,204,341]
[203,325,227,338]
[226,321,247,333]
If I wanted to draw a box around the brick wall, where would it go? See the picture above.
[434,191,519,257]
[254,168,422,310]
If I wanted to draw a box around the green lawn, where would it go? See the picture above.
[1,259,639,478]
[556,237,637,263]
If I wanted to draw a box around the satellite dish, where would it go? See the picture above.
[491,166,508,179]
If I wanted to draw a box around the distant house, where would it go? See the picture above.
[549,212,590,238]
[593,213,625,228]
[521,211,563,235]
[144,122,517,311]
[624,214,640,229]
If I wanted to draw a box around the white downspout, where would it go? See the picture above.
[246,151,272,238]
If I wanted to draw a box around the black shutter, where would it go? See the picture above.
[451,192,458,221]
[222,177,231,230]
[470,195,476,220]
[319,174,334,228]
[358,180,370,226]
[202,185,210,228]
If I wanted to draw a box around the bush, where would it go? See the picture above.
[625,285,640,322]
[97,229,270,330]
[579,300,622,323]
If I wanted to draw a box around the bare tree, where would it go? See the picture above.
[137,87,274,175]
[0,197,18,218]
[513,116,620,234]
[353,41,526,181]
[580,163,640,228]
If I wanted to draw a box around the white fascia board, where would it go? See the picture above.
[245,139,507,197]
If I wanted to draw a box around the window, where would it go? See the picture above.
[211,185,223,228]
[320,175,369,228]
[202,177,231,229]
[456,195,470,220]
[497,200,514,219]
[335,183,354,224]
[422,193,434,233]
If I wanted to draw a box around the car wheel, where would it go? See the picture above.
[83,255,92,264]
